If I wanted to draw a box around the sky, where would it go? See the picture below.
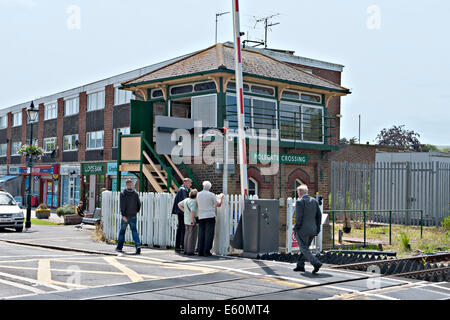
[0,0,449,145]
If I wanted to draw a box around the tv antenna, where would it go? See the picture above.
[253,13,280,48]
[215,11,230,43]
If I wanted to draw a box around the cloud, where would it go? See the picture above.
[0,0,37,9]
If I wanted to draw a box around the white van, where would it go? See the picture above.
[0,191,24,232]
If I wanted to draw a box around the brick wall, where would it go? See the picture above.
[38,104,44,148]
[78,92,87,162]
[57,98,64,162]
[103,85,114,160]
[329,144,403,164]
[21,108,27,164]
[6,112,12,164]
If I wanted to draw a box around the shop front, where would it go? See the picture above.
[107,162,137,193]
[20,164,60,208]
[60,164,81,206]
[82,162,107,213]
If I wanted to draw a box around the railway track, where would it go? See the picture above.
[332,252,450,282]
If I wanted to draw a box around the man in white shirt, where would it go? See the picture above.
[196,181,224,256]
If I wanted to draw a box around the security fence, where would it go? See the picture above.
[330,161,450,226]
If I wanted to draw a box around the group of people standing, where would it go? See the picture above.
[172,178,224,257]
[113,177,323,275]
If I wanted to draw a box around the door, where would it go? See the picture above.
[89,175,96,212]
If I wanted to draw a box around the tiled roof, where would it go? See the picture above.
[122,43,349,93]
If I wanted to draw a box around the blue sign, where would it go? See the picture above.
[107,162,130,176]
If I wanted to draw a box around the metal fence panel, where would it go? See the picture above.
[330,161,450,226]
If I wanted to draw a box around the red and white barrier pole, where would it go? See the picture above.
[232,0,249,199]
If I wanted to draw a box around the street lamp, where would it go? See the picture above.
[25,101,38,230]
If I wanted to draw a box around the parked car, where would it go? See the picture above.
[0,191,24,232]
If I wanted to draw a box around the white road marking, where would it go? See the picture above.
[0,271,64,290]
[0,278,45,294]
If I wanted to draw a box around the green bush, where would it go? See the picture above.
[56,204,75,217]
[441,216,450,231]
[400,232,411,251]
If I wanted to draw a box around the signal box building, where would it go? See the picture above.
[0,42,350,245]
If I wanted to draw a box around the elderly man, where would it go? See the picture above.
[293,185,323,274]
[172,178,192,252]
[196,181,224,257]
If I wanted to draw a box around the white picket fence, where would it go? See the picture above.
[286,198,326,254]
[101,192,257,255]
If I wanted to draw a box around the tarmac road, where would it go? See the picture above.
[0,225,449,300]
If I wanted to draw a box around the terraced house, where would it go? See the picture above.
[0,42,350,234]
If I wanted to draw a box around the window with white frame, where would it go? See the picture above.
[13,112,22,127]
[43,137,57,153]
[11,142,21,155]
[113,127,130,148]
[225,94,277,133]
[0,115,7,129]
[87,91,105,111]
[248,178,259,197]
[45,103,57,120]
[64,97,79,116]
[86,131,104,150]
[0,144,7,157]
[63,134,78,151]
[114,87,133,106]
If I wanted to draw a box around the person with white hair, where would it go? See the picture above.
[196,181,224,256]
[293,184,323,274]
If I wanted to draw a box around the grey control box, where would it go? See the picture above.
[231,199,280,258]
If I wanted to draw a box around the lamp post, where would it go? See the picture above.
[25,101,39,230]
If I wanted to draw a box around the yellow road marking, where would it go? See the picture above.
[0,265,134,276]
[259,277,306,288]
[116,256,217,274]
[37,259,52,283]
[103,257,144,282]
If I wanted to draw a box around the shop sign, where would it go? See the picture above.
[107,162,130,176]
[20,165,57,176]
[0,165,7,175]
[9,166,21,175]
[82,163,107,175]
[250,152,309,165]
[60,165,81,176]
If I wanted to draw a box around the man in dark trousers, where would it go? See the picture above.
[116,179,142,255]
[172,178,192,252]
[293,185,323,274]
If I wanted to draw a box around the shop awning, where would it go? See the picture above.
[0,175,20,183]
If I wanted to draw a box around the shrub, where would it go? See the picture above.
[37,203,49,210]
[441,216,450,231]
[400,232,411,251]
[56,204,75,217]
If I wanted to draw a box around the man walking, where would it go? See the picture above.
[172,178,192,252]
[116,179,142,255]
[293,185,323,274]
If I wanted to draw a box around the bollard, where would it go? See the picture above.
[363,211,366,248]
[332,211,335,249]
[389,210,392,245]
